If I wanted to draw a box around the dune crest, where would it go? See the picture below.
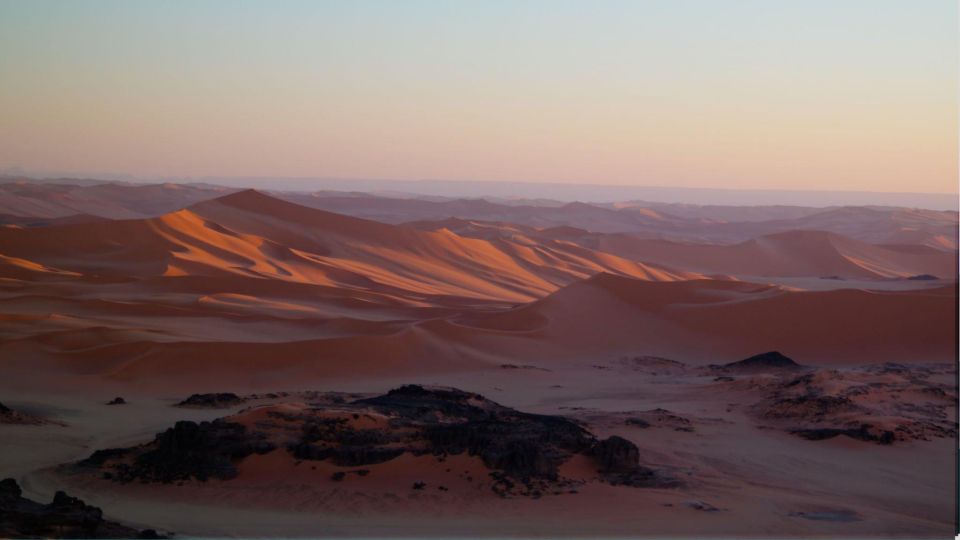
[0,190,698,304]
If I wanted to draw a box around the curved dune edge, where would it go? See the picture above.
[2,274,953,389]
[0,190,701,304]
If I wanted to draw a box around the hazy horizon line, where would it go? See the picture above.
[3,167,957,197]
[4,170,958,211]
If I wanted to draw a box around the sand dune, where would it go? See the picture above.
[708,206,960,250]
[582,230,957,279]
[454,274,956,365]
[290,191,958,248]
[0,185,953,386]
[0,190,698,303]
[4,180,955,250]
[408,219,957,280]
[3,273,952,390]
[0,190,953,389]
[0,182,955,539]
[0,181,234,219]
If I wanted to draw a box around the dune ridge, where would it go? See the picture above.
[579,230,957,279]
[0,190,699,304]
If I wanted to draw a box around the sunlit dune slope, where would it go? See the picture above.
[0,190,698,303]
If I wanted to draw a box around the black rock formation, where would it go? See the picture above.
[762,395,860,421]
[176,393,244,408]
[353,385,595,480]
[719,351,802,372]
[106,397,127,405]
[791,424,896,445]
[78,385,678,496]
[80,419,275,483]
[593,436,640,474]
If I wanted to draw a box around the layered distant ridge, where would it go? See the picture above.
[0,190,698,303]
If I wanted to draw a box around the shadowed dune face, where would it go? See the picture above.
[0,189,955,390]
[0,181,236,219]
[4,181,957,249]
[0,183,957,539]
[0,190,699,304]
[580,230,957,280]
[297,192,959,250]
[409,222,957,281]
[452,274,957,365]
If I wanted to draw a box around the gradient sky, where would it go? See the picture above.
[0,0,956,193]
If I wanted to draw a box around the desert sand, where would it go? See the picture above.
[0,185,956,538]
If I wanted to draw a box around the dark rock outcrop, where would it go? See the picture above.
[752,363,957,445]
[78,385,678,497]
[591,436,671,487]
[81,420,275,483]
[0,478,164,538]
[0,402,47,425]
[762,395,860,422]
[298,385,599,481]
[292,444,404,466]
[791,424,895,445]
[106,397,127,405]
[593,436,639,474]
[718,351,802,372]
[176,393,244,408]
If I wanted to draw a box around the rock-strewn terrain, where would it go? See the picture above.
[0,401,56,426]
[72,385,675,497]
[738,361,957,444]
[0,478,164,539]
[175,393,245,408]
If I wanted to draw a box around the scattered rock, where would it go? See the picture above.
[762,395,860,422]
[499,364,549,371]
[753,365,957,444]
[683,499,720,512]
[0,478,165,538]
[790,509,861,522]
[618,356,688,376]
[0,402,49,426]
[624,408,694,432]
